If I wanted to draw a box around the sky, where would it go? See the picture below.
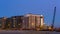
[0,0,60,27]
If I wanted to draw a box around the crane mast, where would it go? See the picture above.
[51,7,56,31]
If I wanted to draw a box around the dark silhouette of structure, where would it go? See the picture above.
[51,6,56,31]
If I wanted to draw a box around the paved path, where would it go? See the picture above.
[0,30,60,34]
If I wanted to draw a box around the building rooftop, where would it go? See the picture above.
[24,13,43,17]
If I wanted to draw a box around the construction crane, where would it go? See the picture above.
[51,6,56,31]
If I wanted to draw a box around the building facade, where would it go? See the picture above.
[24,14,44,29]
[5,18,12,29]
[11,16,24,30]
[0,14,44,30]
[2,17,7,29]
[0,18,2,29]
[0,16,24,30]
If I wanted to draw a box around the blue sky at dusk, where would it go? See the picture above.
[0,0,60,27]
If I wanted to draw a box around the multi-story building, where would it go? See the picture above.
[24,13,44,29]
[15,16,24,29]
[0,13,44,30]
[11,16,24,30]
[11,16,17,29]
[5,18,12,29]
[1,17,7,29]
[0,18,2,29]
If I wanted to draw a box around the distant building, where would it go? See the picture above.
[0,18,2,28]
[11,16,24,29]
[5,18,12,29]
[24,13,44,29]
[0,13,44,30]
[1,17,7,29]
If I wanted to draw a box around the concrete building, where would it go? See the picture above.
[5,18,12,29]
[24,13,44,29]
[0,13,44,30]
[1,17,7,29]
[0,18,2,29]
[11,16,24,29]
[0,17,11,29]
[15,16,24,29]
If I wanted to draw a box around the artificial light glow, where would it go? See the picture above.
[32,23,34,26]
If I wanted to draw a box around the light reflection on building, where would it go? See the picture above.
[24,13,44,29]
[0,13,44,30]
